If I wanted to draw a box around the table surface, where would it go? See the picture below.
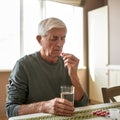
[9,102,120,120]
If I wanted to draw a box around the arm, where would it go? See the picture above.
[18,98,74,116]
[62,53,88,105]
[6,60,29,118]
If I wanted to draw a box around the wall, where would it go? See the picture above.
[85,0,120,104]
[77,68,87,92]
[83,0,106,101]
[0,71,10,119]
[88,5,109,104]
[108,0,120,65]
[84,0,106,65]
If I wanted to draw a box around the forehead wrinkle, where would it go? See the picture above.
[50,35,66,39]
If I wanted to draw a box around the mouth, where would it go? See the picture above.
[54,49,62,52]
[53,50,62,55]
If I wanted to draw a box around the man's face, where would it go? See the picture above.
[41,28,67,58]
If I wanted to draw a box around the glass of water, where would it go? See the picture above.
[60,85,75,104]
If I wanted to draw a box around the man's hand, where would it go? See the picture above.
[41,98,75,116]
[62,53,79,78]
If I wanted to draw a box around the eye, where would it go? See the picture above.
[61,36,66,41]
[50,36,66,41]
[50,36,58,41]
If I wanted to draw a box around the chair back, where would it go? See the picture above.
[102,86,120,103]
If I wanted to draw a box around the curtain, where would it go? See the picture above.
[47,0,86,7]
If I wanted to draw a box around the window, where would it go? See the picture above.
[0,0,41,70]
[0,0,83,70]
[22,0,41,56]
[0,0,20,70]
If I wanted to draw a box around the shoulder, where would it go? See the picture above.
[12,52,38,71]
[17,51,38,64]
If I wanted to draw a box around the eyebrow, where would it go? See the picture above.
[52,35,66,38]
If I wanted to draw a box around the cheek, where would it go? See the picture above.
[43,43,53,51]
[42,41,49,48]
[42,40,56,50]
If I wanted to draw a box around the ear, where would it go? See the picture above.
[36,35,42,45]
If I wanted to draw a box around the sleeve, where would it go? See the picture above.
[6,60,28,118]
[74,93,89,107]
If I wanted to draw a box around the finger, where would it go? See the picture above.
[49,98,74,116]
[58,99,74,111]
[58,98,74,107]
[64,58,77,65]
[55,108,74,116]
[54,101,74,116]
[63,54,79,63]
[64,58,78,67]
[55,105,74,114]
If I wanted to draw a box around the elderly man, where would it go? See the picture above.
[6,17,88,118]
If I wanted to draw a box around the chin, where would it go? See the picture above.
[52,52,61,56]
[52,54,60,58]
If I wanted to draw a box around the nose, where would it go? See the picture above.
[56,38,65,47]
[56,41,64,48]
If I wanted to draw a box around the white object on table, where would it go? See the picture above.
[109,108,120,120]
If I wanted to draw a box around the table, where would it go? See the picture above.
[9,102,120,120]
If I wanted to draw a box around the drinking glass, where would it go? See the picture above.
[60,85,75,104]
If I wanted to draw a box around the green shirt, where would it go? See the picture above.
[6,51,88,118]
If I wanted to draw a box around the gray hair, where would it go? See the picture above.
[38,17,67,36]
